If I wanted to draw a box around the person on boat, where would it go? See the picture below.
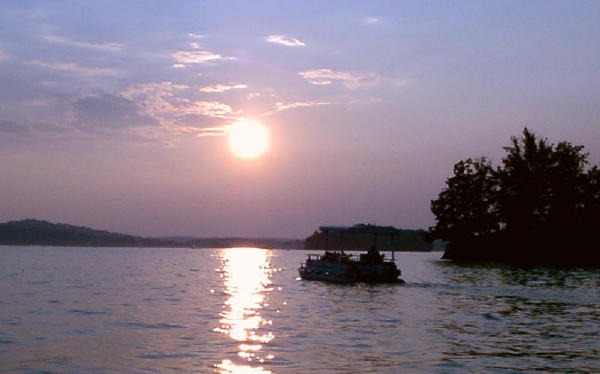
[323,250,339,261]
[365,245,384,263]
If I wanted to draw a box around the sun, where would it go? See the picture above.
[227,119,270,159]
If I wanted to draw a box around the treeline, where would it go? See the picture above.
[0,219,147,247]
[0,219,304,249]
[305,224,433,251]
[430,128,600,267]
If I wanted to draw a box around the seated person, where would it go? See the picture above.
[363,245,384,263]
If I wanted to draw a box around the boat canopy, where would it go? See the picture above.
[319,226,403,235]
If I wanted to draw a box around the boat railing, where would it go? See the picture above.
[304,252,397,264]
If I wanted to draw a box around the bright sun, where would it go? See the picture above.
[227,119,270,159]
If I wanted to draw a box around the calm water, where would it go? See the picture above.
[0,246,598,373]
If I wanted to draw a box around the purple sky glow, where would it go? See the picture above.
[1,1,599,238]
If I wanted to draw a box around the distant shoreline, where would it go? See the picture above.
[0,244,445,252]
[0,219,436,252]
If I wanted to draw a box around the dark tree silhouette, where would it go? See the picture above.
[430,158,498,258]
[430,128,600,267]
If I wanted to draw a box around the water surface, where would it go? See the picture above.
[0,246,598,373]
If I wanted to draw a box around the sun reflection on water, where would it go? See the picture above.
[213,248,274,374]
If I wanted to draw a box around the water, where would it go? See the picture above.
[0,246,598,373]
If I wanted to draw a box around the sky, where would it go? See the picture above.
[1,1,599,238]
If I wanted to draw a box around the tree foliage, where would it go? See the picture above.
[430,128,600,266]
[430,158,498,242]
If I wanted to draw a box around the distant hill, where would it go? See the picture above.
[0,219,304,249]
[304,224,433,252]
[0,219,150,247]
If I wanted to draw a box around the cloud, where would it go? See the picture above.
[171,50,233,64]
[364,17,381,24]
[0,119,72,140]
[123,81,188,99]
[347,97,384,106]
[0,118,75,138]
[299,69,379,89]
[123,82,235,119]
[70,93,158,129]
[122,82,189,117]
[183,101,233,118]
[263,101,331,116]
[42,35,122,51]
[265,35,305,47]
[308,80,332,85]
[121,81,240,138]
[196,126,229,137]
[26,60,116,75]
[393,79,410,87]
[189,42,202,49]
[0,119,29,134]
[199,83,248,93]
[0,49,10,61]
[188,33,205,39]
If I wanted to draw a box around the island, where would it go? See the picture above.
[429,128,600,267]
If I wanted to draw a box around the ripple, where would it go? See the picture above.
[0,247,598,373]
[68,309,108,315]
[137,353,198,359]
[116,321,187,330]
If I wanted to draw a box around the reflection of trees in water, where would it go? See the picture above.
[498,267,600,289]
[434,260,508,287]
[435,259,600,289]
[430,264,600,372]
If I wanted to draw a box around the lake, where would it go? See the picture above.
[0,246,598,373]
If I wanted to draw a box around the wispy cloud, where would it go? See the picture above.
[265,35,305,47]
[43,35,122,51]
[171,50,233,64]
[184,101,233,118]
[0,120,29,134]
[364,17,381,25]
[263,101,330,116]
[122,81,240,138]
[347,97,384,106]
[199,83,248,93]
[188,33,205,39]
[196,126,229,137]
[70,93,158,129]
[299,69,379,89]
[0,48,10,61]
[122,81,189,118]
[121,83,245,140]
[393,79,410,87]
[308,80,332,86]
[26,60,116,75]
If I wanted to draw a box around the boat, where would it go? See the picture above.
[298,226,404,283]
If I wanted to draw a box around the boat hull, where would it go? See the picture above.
[299,258,402,283]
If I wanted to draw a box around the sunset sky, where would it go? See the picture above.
[1,1,599,238]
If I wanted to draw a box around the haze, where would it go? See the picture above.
[1,1,599,238]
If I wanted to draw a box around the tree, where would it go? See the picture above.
[582,166,600,232]
[430,157,498,256]
[430,128,600,266]
[497,128,588,237]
